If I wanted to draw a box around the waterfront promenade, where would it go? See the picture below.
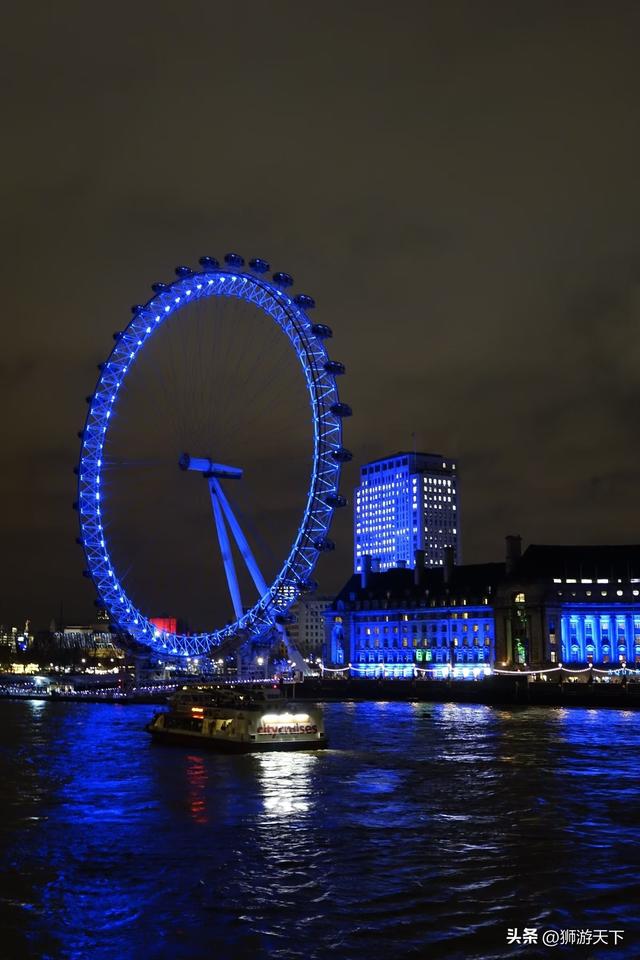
[298,675,640,709]
[2,674,640,710]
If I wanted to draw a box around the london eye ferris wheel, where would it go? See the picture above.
[75,254,351,662]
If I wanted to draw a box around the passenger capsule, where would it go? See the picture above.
[224,253,245,268]
[293,294,315,309]
[324,360,345,375]
[199,256,220,270]
[175,265,193,277]
[131,304,145,314]
[77,430,84,439]
[314,537,335,552]
[331,447,353,463]
[272,271,293,287]
[325,493,347,508]
[249,258,270,273]
[300,579,319,593]
[113,331,122,341]
[151,282,171,293]
[330,402,352,418]
[311,323,332,339]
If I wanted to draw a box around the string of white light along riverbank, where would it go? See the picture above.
[317,663,640,678]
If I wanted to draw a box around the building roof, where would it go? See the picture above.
[364,450,445,462]
[513,544,640,580]
[360,451,455,469]
[331,543,640,612]
[331,562,505,610]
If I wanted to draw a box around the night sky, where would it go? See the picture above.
[2,1,640,630]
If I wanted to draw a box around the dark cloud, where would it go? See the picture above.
[1,1,639,628]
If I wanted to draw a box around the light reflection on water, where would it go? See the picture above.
[27,698,47,714]
[257,753,315,817]
[0,699,638,960]
[185,753,208,825]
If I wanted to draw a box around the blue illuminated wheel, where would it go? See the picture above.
[75,255,351,658]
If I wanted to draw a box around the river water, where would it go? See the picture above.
[0,699,638,960]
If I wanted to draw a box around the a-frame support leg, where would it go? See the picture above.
[209,481,244,621]
[211,478,269,600]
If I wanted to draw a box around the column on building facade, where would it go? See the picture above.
[625,613,634,663]
[584,613,600,663]
[577,613,587,663]
[599,614,610,663]
[614,614,623,665]
[442,617,451,668]
[448,617,457,668]
[560,615,569,663]
[576,615,585,662]
[329,616,346,665]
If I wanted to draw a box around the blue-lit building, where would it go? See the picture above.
[327,538,640,674]
[326,550,501,678]
[354,452,459,573]
[494,540,640,667]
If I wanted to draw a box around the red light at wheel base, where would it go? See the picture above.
[150,617,177,634]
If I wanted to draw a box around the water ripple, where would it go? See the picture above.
[0,700,639,959]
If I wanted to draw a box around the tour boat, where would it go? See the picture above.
[146,683,327,752]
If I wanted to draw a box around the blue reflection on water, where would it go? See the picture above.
[0,700,638,960]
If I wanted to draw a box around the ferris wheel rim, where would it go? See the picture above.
[75,263,348,658]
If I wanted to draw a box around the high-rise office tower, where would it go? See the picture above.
[287,596,333,661]
[354,452,460,573]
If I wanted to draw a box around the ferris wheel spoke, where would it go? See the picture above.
[102,457,171,469]
[211,301,290,449]
[213,358,304,459]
